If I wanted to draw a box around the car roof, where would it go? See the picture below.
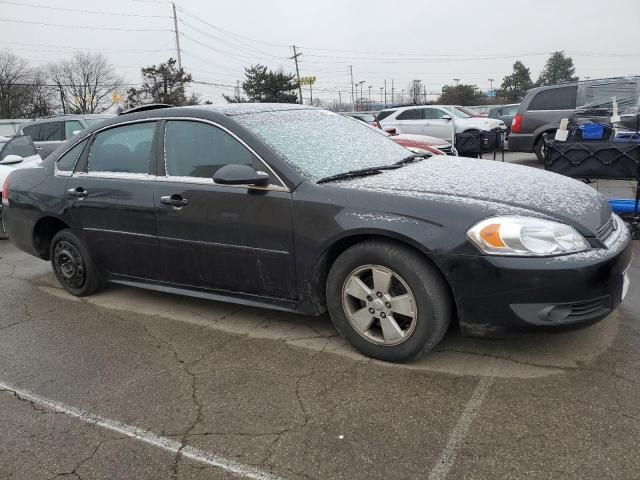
[22,113,114,125]
[189,103,314,116]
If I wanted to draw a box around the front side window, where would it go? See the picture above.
[57,139,88,173]
[88,122,155,174]
[65,120,84,140]
[423,108,447,120]
[376,110,396,122]
[164,120,258,179]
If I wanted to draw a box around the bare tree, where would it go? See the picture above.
[0,51,32,118]
[49,51,123,114]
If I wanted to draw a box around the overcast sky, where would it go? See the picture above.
[2,0,639,105]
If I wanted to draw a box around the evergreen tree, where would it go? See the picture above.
[537,51,578,86]
[438,84,486,105]
[224,64,298,103]
[126,58,199,108]
[496,61,534,102]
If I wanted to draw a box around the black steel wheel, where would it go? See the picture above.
[50,230,102,296]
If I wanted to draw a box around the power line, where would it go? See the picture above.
[0,18,172,32]
[0,0,169,18]
[0,41,170,53]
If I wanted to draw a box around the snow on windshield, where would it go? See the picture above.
[234,109,410,179]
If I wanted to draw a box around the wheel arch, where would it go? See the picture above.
[303,231,458,324]
[32,215,71,260]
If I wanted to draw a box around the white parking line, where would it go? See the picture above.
[427,376,495,480]
[0,381,282,480]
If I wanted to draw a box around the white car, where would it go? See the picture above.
[377,105,505,141]
[0,136,42,238]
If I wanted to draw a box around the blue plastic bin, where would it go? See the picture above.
[580,123,605,140]
[608,198,638,214]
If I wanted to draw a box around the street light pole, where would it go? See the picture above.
[368,85,371,105]
[380,87,383,104]
[453,78,460,86]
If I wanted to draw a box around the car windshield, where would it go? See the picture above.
[453,107,472,118]
[235,109,410,180]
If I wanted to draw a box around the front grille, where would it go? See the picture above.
[597,215,616,242]
[438,145,454,155]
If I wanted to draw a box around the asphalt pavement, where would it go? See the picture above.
[1,153,639,480]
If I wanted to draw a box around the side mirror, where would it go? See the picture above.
[213,164,270,187]
[0,154,23,165]
[442,115,452,121]
[384,127,397,135]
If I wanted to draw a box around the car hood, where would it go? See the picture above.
[338,157,611,234]
[459,117,504,129]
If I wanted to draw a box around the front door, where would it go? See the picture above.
[421,108,455,140]
[154,120,296,300]
[65,121,161,279]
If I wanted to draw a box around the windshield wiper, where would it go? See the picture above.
[393,153,430,166]
[316,165,401,184]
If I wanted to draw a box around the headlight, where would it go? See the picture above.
[467,216,590,256]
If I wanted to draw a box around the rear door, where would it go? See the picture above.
[65,121,161,279]
[153,119,296,299]
[392,109,423,134]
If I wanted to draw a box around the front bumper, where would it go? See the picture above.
[435,228,633,337]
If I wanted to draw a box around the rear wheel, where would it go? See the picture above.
[534,132,553,163]
[50,230,102,296]
[326,240,451,362]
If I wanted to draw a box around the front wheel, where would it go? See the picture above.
[50,230,102,296]
[326,240,451,362]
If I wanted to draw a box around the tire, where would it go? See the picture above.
[326,240,451,362]
[534,133,553,163]
[50,229,102,296]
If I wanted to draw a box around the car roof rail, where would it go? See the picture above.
[118,104,173,115]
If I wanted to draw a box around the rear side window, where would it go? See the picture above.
[164,120,258,179]
[527,86,578,111]
[57,139,87,173]
[376,110,396,122]
[64,120,84,140]
[88,122,156,174]
[22,124,43,141]
[396,109,421,120]
[1,136,37,159]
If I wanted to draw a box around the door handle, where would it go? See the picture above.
[68,187,88,199]
[160,194,188,207]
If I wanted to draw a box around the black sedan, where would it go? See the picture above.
[2,104,632,362]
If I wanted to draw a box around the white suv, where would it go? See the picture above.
[377,105,505,140]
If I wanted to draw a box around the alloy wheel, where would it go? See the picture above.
[341,264,417,346]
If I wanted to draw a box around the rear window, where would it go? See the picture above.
[376,110,396,122]
[1,136,37,159]
[527,86,578,111]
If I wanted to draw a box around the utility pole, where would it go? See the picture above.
[384,79,387,105]
[290,45,303,105]
[380,87,383,104]
[488,78,494,97]
[423,84,427,104]
[338,90,342,106]
[171,2,182,69]
[368,85,371,105]
[391,79,394,104]
[309,82,313,104]
[349,65,355,109]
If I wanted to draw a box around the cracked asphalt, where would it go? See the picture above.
[1,179,639,478]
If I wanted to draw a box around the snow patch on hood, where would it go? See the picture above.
[339,157,609,230]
